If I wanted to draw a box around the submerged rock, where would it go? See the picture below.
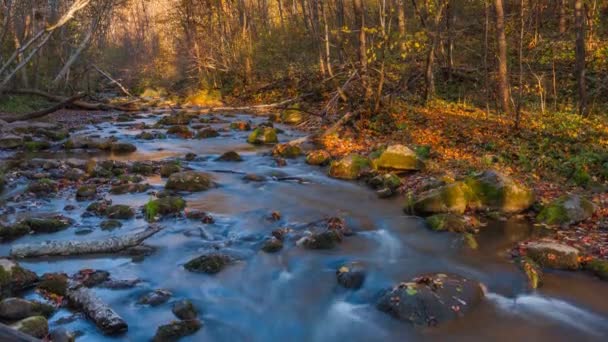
[537,194,596,226]
[144,196,186,221]
[27,178,59,196]
[306,150,331,166]
[196,128,219,139]
[167,125,193,138]
[106,205,135,220]
[153,319,202,342]
[160,163,182,178]
[0,297,54,320]
[165,171,214,192]
[524,239,580,270]
[100,220,123,230]
[425,213,476,233]
[261,237,283,253]
[138,289,172,306]
[217,151,243,162]
[229,121,251,131]
[272,143,302,158]
[372,144,423,171]
[184,253,232,274]
[336,263,366,289]
[136,131,167,140]
[247,127,278,144]
[377,273,484,326]
[76,185,97,201]
[172,300,198,320]
[300,230,343,250]
[328,154,371,180]
[0,259,38,297]
[584,259,608,281]
[11,315,49,338]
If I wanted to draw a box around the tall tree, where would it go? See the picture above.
[494,0,510,114]
[574,0,587,116]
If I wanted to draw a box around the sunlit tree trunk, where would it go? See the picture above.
[574,0,587,116]
[494,0,510,114]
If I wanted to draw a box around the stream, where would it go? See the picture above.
[2,112,608,341]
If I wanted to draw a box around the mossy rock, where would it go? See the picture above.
[184,253,231,274]
[517,257,543,289]
[167,125,193,138]
[153,319,202,342]
[336,263,366,289]
[229,121,251,131]
[301,230,343,250]
[159,113,193,125]
[537,195,596,226]
[131,162,155,175]
[368,173,401,190]
[172,300,198,320]
[584,259,608,281]
[280,105,304,125]
[86,200,111,216]
[76,185,97,201]
[27,178,58,196]
[376,273,484,326]
[11,315,49,338]
[110,183,150,195]
[425,213,472,233]
[136,131,167,140]
[21,216,73,233]
[328,154,371,180]
[24,140,51,152]
[106,205,135,220]
[0,134,23,149]
[36,273,68,296]
[160,163,181,178]
[247,127,278,145]
[100,219,123,230]
[372,144,423,171]
[465,170,535,213]
[306,150,331,166]
[0,259,38,298]
[217,151,243,162]
[410,182,469,216]
[0,298,55,320]
[195,128,219,139]
[272,143,302,158]
[261,237,283,253]
[144,196,186,221]
[525,239,580,270]
[0,223,31,240]
[165,171,214,192]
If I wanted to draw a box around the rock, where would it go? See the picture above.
[0,298,54,320]
[184,153,197,161]
[159,113,193,125]
[217,151,243,162]
[49,328,75,342]
[247,127,278,144]
[409,181,469,216]
[336,264,365,289]
[76,185,97,201]
[300,230,342,250]
[0,134,23,149]
[100,219,123,230]
[0,223,31,240]
[172,300,198,320]
[109,143,137,153]
[130,161,155,175]
[465,170,535,213]
[11,315,49,338]
[281,106,304,124]
[0,259,38,297]
[184,209,208,220]
[73,269,111,287]
[24,140,51,152]
[184,253,232,274]
[537,195,596,226]
[21,215,73,233]
[261,237,283,253]
[372,144,423,171]
[524,239,580,270]
[243,173,266,182]
[160,163,181,178]
[377,273,484,326]
[167,125,193,138]
[138,289,172,306]
[584,259,608,281]
[306,150,331,166]
[517,257,543,289]
[106,205,135,220]
[110,183,150,195]
[165,171,215,192]
[328,154,371,180]
[425,214,475,233]
[153,319,202,342]
[64,168,85,181]
[86,200,112,216]
[136,131,166,140]
[196,128,219,139]
[27,178,59,196]
[230,121,251,131]
[144,196,186,221]
[272,143,302,158]
[36,273,68,296]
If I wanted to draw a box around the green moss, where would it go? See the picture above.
[106,205,135,219]
[247,127,278,144]
[281,104,304,124]
[328,154,371,180]
[0,223,31,240]
[306,150,331,165]
[0,94,50,114]
[537,201,569,225]
[585,259,608,280]
[24,141,51,152]
[160,163,181,177]
[273,144,302,158]
[37,274,68,296]
[144,196,186,221]
[22,217,72,233]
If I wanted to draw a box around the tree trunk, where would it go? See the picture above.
[559,0,567,35]
[397,0,406,53]
[494,0,510,114]
[575,0,587,116]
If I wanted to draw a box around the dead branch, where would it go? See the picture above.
[7,89,140,112]
[208,95,307,112]
[52,18,98,85]
[2,93,84,122]
[90,64,133,97]
[10,225,162,258]
[322,71,359,117]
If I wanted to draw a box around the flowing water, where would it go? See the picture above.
[2,112,608,341]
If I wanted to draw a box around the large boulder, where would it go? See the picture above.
[523,239,580,270]
[410,182,469,216]
[10,315,49,338]
[247,127,278,144]
[372,145,423,171]
[328,154,371,180]
[0,298,54,320]
[21,215,73,233]
[377,273,484,326]
[0,259,38,299]
[537,195,596,226]
[172,300,198,320]
[306,150,331,166]
[165,171,214,192]
[465,170,535,213]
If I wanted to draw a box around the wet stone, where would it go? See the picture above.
[172,300,198,320]
[184,253,232,274]
[138,289,172,306]
[153,319,202,342]
[336,263,366,289]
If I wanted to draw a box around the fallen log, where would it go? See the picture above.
[10,225,162,258]
[0,323,40,342]
[207,94,312,112]
[66,280,128,335]
[2,93,84,122]
[7,89,140,112]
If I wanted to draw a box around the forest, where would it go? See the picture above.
[0,0,607,341]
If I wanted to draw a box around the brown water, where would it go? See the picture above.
[1,113,608,341]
